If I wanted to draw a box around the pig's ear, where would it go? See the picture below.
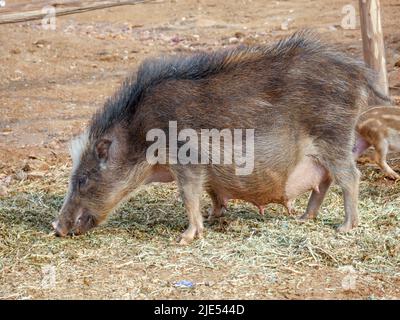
[95,139,112,163]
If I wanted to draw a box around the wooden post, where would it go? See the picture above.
[359,0,389,102]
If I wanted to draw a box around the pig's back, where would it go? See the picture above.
[139,31,369,140]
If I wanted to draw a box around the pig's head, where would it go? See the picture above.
[53,129,148,237]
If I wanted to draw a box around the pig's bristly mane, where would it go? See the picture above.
[88,30,322,140]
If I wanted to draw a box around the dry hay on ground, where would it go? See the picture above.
[0,158,399,299]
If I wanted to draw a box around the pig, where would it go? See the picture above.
[354,106,400,180]
[53,30,391,244]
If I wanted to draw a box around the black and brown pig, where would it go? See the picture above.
[354,106,400,179]
[53,31,390,244]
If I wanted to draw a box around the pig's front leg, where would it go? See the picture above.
[174,167,205,245]
[374,139,400,180]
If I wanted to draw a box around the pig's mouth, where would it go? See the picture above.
[52,209,97,237]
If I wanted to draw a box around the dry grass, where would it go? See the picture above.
[0,157,400,300]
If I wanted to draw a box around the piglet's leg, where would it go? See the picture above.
[299,177,332,221]
[174,168,204,245]
[374,140,400,180]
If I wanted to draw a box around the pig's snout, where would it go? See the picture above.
[52,219,69,237]
[52,208,98,237]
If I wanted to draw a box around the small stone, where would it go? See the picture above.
[83,277,91,286]
[10,48,21,54]
[234,31,245,39]
[281,18,293,31]
[170,35,182,44]
[1,176,12,186]
[39,162,50,171]
[22,163,31,172]
[99,54,119,62]
[15,170,27,181]
[64,25,75,33]
[228,37,239,44]
[33,39,50,48]
[0,185,7,197]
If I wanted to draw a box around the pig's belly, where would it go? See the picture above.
[208,156,327,207]
[284,155,328,200]
[146,157,328,207]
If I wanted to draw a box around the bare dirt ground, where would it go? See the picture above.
[1,0,400,299]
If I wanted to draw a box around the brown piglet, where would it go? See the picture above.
[355,106,400,180]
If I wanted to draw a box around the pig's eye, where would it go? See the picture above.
[78,176,88,190]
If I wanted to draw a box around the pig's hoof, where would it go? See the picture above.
[177,227,204,245]
[204,207,225,221]
[337,218,358,233]
[297,216,307,223]
[336,223,353,233]
[178,236,193,245]
[206,215,218,224]
[298,213,314,222]
[202,208,211,218]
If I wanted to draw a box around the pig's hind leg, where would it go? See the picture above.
[204,190,226,223]
[330,160,360,233]
[173,167,205,245]
[313,140,360,232]
[299,177,332,221]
